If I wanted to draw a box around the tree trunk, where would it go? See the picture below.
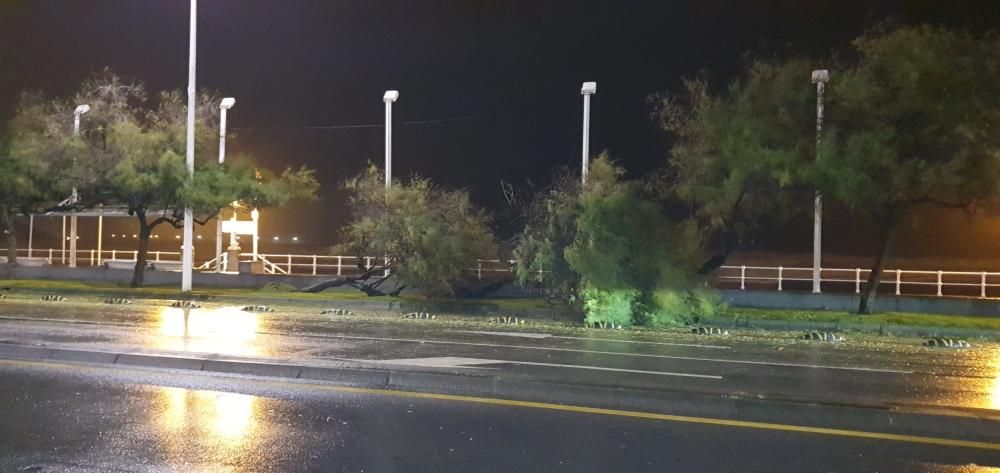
[0,205,17,265]
[131,215,152,288]
[858,215,897,314]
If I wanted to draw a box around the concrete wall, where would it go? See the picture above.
[721,289,1000,317]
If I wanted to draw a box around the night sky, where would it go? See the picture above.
[2,1,999,258]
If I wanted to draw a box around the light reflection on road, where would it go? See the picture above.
[158,386,259,456]
[156,306,261,356]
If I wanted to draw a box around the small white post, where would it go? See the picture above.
[133,250,138,261]
[895,269,901,296]
[740,265,746,290]
[477,261,483,280]
[383,256,390,277]
[27,215,33,258]
[48,248,53,262]
[855,268,861,294]
[61,216,66,264]
[936,270,943,297]
[287,254,293,274]
[981,272,987,299]
[337,256,343,276]
[777,266,783,291]
[155,251,161,262]
[96,205,103,265]
[90,249,94,266]
[312,255,317,276]
[112,249,116,260]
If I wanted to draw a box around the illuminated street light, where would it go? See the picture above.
[292,236,299,242]
[273,236,280,241]
[580,82,596,185]
[67,104,90,268]
[215,97,236,272]
[811,69,829,294]
[182,0,197,292]
[383,90,399,191]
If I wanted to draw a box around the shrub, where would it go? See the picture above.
[581,286,637,328]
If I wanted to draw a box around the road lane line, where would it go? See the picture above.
[459,329,733,349]
[351,356,723,379]
[1,358,995,451]
[279,332,913,374]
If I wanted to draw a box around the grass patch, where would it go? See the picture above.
[720,307,1000,331]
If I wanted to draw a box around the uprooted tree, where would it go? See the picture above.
[308,164,497,297]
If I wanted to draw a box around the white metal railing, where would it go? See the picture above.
[0,247,514,279]
[717,265,1000,299]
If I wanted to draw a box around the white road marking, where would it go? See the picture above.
[353,356,723,379]
[459,331,553,339]
[290,333,914,374]
[458,330,731,349]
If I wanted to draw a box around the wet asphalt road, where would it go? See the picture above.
[1,361,998,473]
[0,297,997,413]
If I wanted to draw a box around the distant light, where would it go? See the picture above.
[383,90,400,103]
[132,234,137,238]
[111,234,116,238]
[175,235,181,239]
[220,97,236,109]
[581,81,597,95]
[292,236,299,242]
[273,236,279,241]
[197,235,203,240]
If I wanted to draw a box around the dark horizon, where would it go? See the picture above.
[3,0,1000,258]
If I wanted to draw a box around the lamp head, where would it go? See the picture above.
[220,97,236,109]
[811,70,829,84]
[581,82,597,95]
[74,104,91,116]
[383,90,399,103]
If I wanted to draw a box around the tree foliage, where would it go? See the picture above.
[337,164,497,297]
[8,70,319,285]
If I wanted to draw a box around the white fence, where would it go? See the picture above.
[717,265,1000,299]
[0,248,517,280]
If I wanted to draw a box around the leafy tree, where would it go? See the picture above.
[10,70,319,286]
[819,26,1000,313]
[335,164,497,297]
[565,155,698,326]
[651,60,816,274]
[512,168,581,302]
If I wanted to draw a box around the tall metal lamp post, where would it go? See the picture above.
[215,97,235,272]
[811,69,829,294]
[68,104,90,268]
[383,90,399,191]
[580,81,596,185]
[181,0,198,292]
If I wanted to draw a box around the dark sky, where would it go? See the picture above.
[2,0,999,256]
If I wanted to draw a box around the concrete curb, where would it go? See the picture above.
[701,317,1000,340]
[0,343,997,444]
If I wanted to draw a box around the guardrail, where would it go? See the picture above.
[1,248,517,279]
[716,265,1000,299]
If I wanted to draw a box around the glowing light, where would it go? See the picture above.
[272,236,279,241]
[157,306,261,357]
[292,236,299,241]
[158,386,258,449]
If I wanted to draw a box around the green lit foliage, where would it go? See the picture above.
[337,164,498,297]
[565,155,707,326]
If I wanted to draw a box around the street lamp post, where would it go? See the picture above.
[811,69,829,294]
[181,0,197,292]
[215,97,235,272]
[69,104,90,268]
[383,90,399,191]
[580,82,597,185]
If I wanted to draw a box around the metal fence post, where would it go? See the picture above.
[312,255,317,275]
[740,265,746,290]
[777,266,783,291]
[855,268,861,294]
[895,269,901,296]
[936,270,943,297]
[90,250,95,266]
[287,254,293,274]
[155,251,161,262]
[981,272,987,298]
[477,261,483,280]
[337,256,343,276]
[133,251,137,261]
[48,248,53,262]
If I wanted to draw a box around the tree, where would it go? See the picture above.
[651,60,817,274]
[819,26,1000,313]
[512,168,582,302]
[10,70,319,286]
[2,92,79,264]
[334,164,497,297]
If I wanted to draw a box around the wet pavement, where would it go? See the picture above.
[0,297,997,414]
[0,361,998,472]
